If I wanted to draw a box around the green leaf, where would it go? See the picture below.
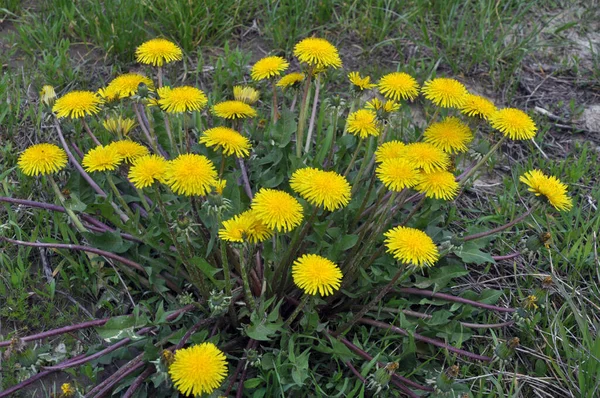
[413,265,469,290]
[339,234,359,251]
[455,241,496,265]
[96,314,148,342]
[82,230,132,254]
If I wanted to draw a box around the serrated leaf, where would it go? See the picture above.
[455,241,496,265]
[82,230,132,254]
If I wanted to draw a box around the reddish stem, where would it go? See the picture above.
[0,354,87,398]
[462,207,534,242]
[492,251,521,261]
[325,330,431,393]
[0,237,180,292]
[345,361,366,384]
[396,287,515,313]
[359,318,493,362]
[122,365,155,398]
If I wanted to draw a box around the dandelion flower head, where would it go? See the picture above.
[292,254,342,296]
[384,226,439,267]
[108,140,149,163]
[212,179,226,195]
[103,117,136,136]
[346,109,380,138]
[460,94,497,120]
[251,188,304,232]
[375,141,407,163]
[519,169,572,211]
[169,342,228,396]
[233,86,260,105]
[135,38,183,66]
[128,154,169,189]
[99,73,154,101]
[53,90,103,119]
[348,72,376,90]
[293,37,342,69]
[402,142,450,172]
[40,85,56,106]
[199,127,251,158]
[423,116,473,153]
[166,153,217,196]
[82,145,123,172]
[18,143,67,176]
[416,170,459,201]
[378,72,419,101]
[290,167,352,211]
[366,98,400,114]
[376,158,420,192]
[157,86,208,113]
[490,108,537,140]
[219,210,273,243]
[212,100,257,119]
[276,73,305,89]
[251,56,289,81]
[421,78,468,108]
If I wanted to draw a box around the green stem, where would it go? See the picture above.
[220,241,238,326]
[47,176,88,233]
[335,264,408,336]
[272,79,279,124]
[136,188,151,212]
[296,68,314,158]
[105,173,136,220]
[154,187,209,298]
[459,136,507,186]
[343,139,363,178]
[239,246,256,310]
[304,74,321,154]
[283,295,310,328]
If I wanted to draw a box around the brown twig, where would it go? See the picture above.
[396,287,515,313]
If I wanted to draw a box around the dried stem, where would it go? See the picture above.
[359,317,493,362]
[81,118,102,146]
[396,287,515,312]
[304,74,321,153]
[462,205,535,242]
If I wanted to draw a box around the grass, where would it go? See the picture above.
[1,0,599,396]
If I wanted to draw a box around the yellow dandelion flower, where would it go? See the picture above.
[107,140,149,164]
[346,109,380,138]
[293,37,342,69]
[519,169,572,211]
[290,167,352,211]
[199,127,251,158]
[378,72,419,101]
[490,108,537,140]
[233,86,260,105]
[348,72,376,90]
[82,145,123,172]
[251,56,289,81]
[366,98,400,113]
[40,85,56,106]
[375,141,407,163]
[157,86,208,113]
[423,117,473,153]
[416,170,459,200]
[128,154,169,189]
[61,383,75,397]
[212,179,226,195]
[376,158,420,191]
[384,226,439,267]
[219,210,273,243]
[460,94,497,120]
[166,153,217,196]
[103,117,136,136]
[169,342,228,396]
[251,188,304,232]
[98,73,154,102]
[53,90,103,119]
[276,72,305,89]
[212,100,257,119]
[18,143,67,176]
[523,295,539,310]
[292,254,342,296]
[135,38,183,66]
[402,142,450,172]
[421,78,468,108]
